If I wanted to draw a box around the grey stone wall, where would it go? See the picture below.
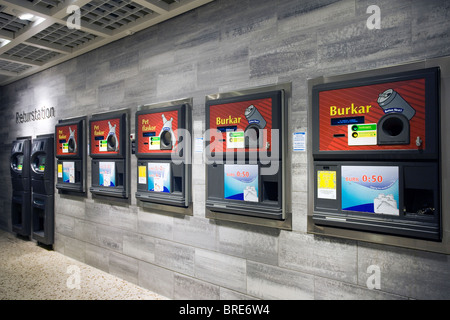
[1,0,450,299]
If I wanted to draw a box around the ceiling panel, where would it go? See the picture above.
[0,0,214,86]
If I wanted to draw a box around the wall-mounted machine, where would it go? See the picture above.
[205,84,291,227]
[89,110,129,199]
[55,117,86,194]
[10,137,31,236]
[135,99,192,209]
[310,67,441,241]
[30,134,54,245]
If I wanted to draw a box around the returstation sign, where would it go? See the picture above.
[16,106,55,124]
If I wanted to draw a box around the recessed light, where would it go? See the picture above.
[18,13,34,20]
[0,38,11,47]
[12,9,34,21]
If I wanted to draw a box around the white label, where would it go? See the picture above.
[195,137,204,153]
[226,131,245,149]
[293,132,306,151]
[348,124,377,146]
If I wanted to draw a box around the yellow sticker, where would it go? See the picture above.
[58,164,63,178]
[317,171,337,200]
[138,166,146,184]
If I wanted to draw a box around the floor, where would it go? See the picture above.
[0,229,169,300]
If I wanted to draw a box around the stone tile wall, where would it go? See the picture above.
[1,0,449,299]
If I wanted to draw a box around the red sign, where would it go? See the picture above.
[55,124,78,156]
[137,110,179,154]
[90,118,121,155]
[318,78,426,151]
[208,97,273,153]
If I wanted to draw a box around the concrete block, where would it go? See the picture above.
[109,251,139,284]
[247,260,314,300]
[217,221,279,265]
[174,273,220,300]
[358,242,450,299]
[139,260,174,299]
[279,231,358,284]
[194,248,246,292]
[155,238,195,276]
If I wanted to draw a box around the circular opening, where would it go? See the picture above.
[382,116,404,136]
[68,138,75,152]
[32,156,40,169]
[161,130,172,147]
[245,126,260,145]
[107,135,117,149]
[11,155,21,170]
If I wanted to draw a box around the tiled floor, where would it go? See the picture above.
[0,229,169,300]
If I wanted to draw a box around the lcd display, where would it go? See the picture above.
[16,155,24,171]
[224,164,259,202]
[147,162,171,193]
[34,155,46,172]
[341,166,399,215]
[99,162,116,187]
[63,161,75,184]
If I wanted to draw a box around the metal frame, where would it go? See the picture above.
[89,108,131,200]
[136,97,193,215]
[307,56,450,254]
[0,0,215,85]
[205,82,292,230]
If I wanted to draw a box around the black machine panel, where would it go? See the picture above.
[311,67,441,241]
[30,134,55,245]
[89,110,129,199]
[205,88,287,221]
[134,103,192,208]
[55,117,86,194]
[10,138,31,236]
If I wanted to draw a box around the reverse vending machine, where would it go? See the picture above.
[135,100,192,209]
[89,110,129,199]
[310,67,441,241]
[55,117,86,194]
[205,84,290,226]
[30,134,54,245]
[10,137,31,236]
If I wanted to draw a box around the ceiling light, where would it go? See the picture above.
[18,13,34,20]
[12,9,34,21]
[0,38,11,47]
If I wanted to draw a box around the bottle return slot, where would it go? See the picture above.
[89,110,130,199]
[55,117,87,194]
[30,134,54,245]
[10,137,31,237]
[310,67,441,241]
[204,84,290,225]
[135,101,192,209]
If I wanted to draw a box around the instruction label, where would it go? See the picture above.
[293,132,306,151]
[226,131,245,149]
[348,123,377,146]
[317,170,337,200]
